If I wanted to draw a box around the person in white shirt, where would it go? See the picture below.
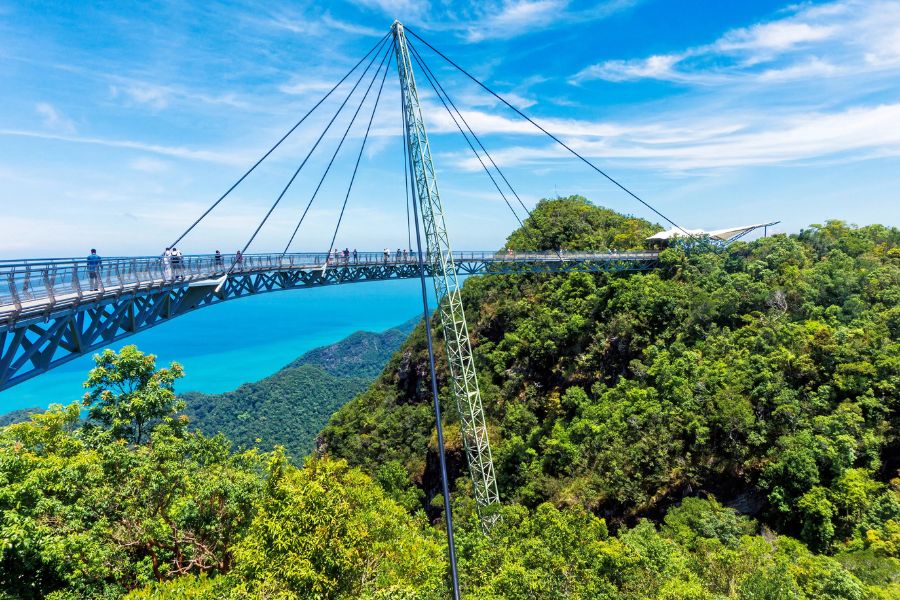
[172,247,184,280]
[162,247,173,281]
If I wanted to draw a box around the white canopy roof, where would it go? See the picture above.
[647,222,779,242]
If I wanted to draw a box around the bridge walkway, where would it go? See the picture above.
[0,250,659,390]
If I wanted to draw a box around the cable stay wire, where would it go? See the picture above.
[402,95,413,253]
[407,44,527,234]
[400,89,420,265]
[234,41,393,268]
[281,44,394,256]
[404,26,690,236]
[323,46,393,271]
[409,41,555,255]
[409,40,533,222]
[167,31,391,250]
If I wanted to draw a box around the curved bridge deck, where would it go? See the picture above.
[0,250,658,390]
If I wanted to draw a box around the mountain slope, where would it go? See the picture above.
[322,197,900,562]
[182,318,418,460]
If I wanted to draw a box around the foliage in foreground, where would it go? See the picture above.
[3,397,894,599]
[0,349,446,599]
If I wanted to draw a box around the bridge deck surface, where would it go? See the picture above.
[0,250,659,389]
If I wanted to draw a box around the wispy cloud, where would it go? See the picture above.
[35,102,76,133]
[572,0,900,84]
[355,0,638,42]
[109,80,247,111]
[265,11,385,37]
[129,156,171,173]
[449,103,900,171]
[0,129,248,165]
[464,0,566,42]
[278,79,339,96]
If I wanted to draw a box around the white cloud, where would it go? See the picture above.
[353,0,424,17]
[267,12,384,37]
[573,0,900,84]
[111,82,170,110]
[35,102,76,133]
[279,80,338,96]
[717,21,836,54]
[357,0,638,42]
[756,57,838,81]
[109,81,247,111]
[577,54,682,83]
[449,103,900,171]
[0,129,250,165]
[465,0,566,42]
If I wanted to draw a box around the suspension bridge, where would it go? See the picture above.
[1,21,724,595]
[0,250,657,390]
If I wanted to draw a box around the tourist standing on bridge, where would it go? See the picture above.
[214,250,223,269]
[86,249,102,291]
[403,248,409,262]
[343,248,349,264]
[162,247,173,281]
[352,249,358,263]
[383,248,389,263]
[172,247,184,280]
[234,250,243,270]
[396,248,402,261]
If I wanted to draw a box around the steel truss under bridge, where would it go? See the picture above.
[0,251,658,391]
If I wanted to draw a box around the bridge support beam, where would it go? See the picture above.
[393,22,501,532]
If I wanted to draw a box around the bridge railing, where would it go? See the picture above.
[0,250,659,311]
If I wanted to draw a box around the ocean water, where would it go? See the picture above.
[0,279,438,413]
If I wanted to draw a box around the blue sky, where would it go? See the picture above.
[1,0,898,257]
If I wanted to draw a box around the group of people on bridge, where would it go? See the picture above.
[84,243,550,291]
[327,248,418,265]
[83,247,425,290]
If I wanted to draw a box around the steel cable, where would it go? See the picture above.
[238,41,393,264]
[405,26,690,236]
[408,44,526,232]
[323,46,393,268]
[410,40,533,221]
[281,44,393,256]
[168,31,391,249]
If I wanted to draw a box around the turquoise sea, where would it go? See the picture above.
[0,279,438,413]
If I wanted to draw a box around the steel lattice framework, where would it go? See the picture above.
[393,22,504,527]
[0,251,658,391]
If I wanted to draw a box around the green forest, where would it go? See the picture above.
[181,319,417,459]
[0,197,897,598]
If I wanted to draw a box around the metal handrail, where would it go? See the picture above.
[0,251,659,311]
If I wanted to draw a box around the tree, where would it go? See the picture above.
[228,454,446,599]
[0,403,264,598]
[82,345,185,444]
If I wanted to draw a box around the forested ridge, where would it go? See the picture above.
[180,318,417,459]
[323,197,900,595]
[0,197,896,598]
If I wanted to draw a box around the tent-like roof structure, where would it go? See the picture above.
[647,222,780,242]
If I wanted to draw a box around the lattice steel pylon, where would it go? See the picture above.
[392,21,500,529]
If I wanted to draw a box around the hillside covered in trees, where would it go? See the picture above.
[0,196,896,598]
[323,196,900,593]
[181,318,417,459]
